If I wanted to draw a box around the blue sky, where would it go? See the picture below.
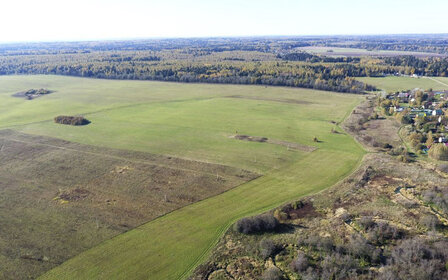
[1,0,447,42]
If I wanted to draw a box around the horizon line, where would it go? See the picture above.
[1,32,448,45]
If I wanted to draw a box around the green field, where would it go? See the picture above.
[358,76,448,93]
[0,75,364,279]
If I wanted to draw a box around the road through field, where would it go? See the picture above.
[425,76,448,88]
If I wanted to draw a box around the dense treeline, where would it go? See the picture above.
[278,52,360,63]
[385,56,448,76]
[0,53,377,93]
[321,34,448,54]
[1,36,448,94]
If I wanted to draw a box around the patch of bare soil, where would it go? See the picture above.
[231,134,316,152]
[283,202,320,220]
[12,88,53,100]
[225,95,312,105]
[234,134,268,143]
[0,129,259,280]
[56,188,90,201]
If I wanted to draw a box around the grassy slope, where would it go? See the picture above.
[358,76,448,92]
[0,75,364,279]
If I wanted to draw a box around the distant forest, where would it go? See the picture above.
[1,35,448,94]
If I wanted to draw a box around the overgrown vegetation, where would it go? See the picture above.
[234,214,279,234]
[54,115,90,126]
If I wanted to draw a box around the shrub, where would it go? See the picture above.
[298,235,334,252]
[290,251,309,272]
[259,239,278,259]
[234,213,279,234]
[261,267,283,280]
[422,187,448,214]
[359,216,375,230]
[388,146,406,156]
[408,132,424,148]
[379,238,448,280]
[369,112,379,120]
[437,164,448,173]
[397,154,411,163]
[419,215,439,231]
[347,234,374,260]
[273,209,288,221]
[429,144,448,161]
[54,115,90,126]
[367,222,403,245]
[383,143,393,149]
[396,110,413,124]
[320,253,359,280]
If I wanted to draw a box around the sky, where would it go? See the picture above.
[0,0,447,42]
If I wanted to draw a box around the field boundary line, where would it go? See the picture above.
[424,76,448,88]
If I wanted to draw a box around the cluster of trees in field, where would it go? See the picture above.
[54,116,90,126]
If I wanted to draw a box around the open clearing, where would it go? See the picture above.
[0,75,364,279]
[297,46,447,58]
[358,76,448,92]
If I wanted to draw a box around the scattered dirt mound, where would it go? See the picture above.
[12,88,52,100]
[232,134,316,152]
[54,115,91,126]
[234,135,268,143]
[57,188,90,201]
[111,166,132,174]
[268,139,316,152]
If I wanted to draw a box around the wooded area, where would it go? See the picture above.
[1,36,448,93]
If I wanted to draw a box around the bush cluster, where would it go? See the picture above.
[423,187,448,214]
[54,115,91,126]
[234,213,279,234]
[379,239,448,280]
[429,143,448,161]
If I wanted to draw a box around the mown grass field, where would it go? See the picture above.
[358,76,448,92]
[0,75,365,279]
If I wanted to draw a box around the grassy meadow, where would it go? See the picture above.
[358,76,448,93]
[0,75,364,279]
